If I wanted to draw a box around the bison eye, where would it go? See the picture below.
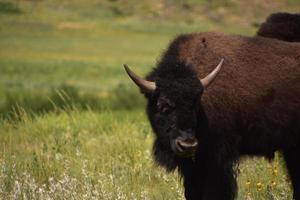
[157,103,174,115]
[157,96,175,114]
[160,105,172,114]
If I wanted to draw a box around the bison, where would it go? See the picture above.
[124,14,300,200]
[257,12,300,42]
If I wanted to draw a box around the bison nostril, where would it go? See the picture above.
[176,138,198,152]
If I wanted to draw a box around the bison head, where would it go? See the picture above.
[124,59,223,169]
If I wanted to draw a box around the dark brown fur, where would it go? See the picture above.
[257,12,300,42]
[176,32,300,143]
[145,32,300,199]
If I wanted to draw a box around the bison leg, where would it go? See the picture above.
[180,160,205,200]
[200,162,237,200]
[283,147,300,200]
[184,178,202,200]
[181,159,237,200]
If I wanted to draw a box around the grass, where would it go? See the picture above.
[0,110,293,199]
[0,110,185,200]
[0,0,299,199]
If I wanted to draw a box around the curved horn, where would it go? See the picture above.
[200,58,224,89]
[124,64,156,93]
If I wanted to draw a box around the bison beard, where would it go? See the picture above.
[124,14,300,200]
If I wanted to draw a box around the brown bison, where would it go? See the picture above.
[124,14,300,200]
[257,12,300,42]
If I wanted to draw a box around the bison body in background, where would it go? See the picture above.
[124,14,300,200]
[257,12,300,42]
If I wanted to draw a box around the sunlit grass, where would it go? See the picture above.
[0,110,292,199]
[238,155,292,200]
[0,110,185,199]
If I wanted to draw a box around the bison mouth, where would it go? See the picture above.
[171,136,198,157]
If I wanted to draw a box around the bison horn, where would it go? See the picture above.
[124,64,156,93]
[200,58,224,89]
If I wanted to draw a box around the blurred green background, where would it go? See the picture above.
[0,0,299,199]
[1,0,299,118]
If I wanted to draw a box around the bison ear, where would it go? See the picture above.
[123,64,156,93]
[200,58,224,89]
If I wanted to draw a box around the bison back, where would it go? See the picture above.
[257,12,300,42]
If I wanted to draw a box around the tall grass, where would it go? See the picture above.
[0,110,185,199]
[0,83,145,119]
[0,110,293,199]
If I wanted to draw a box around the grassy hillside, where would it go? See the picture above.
[0,0,299,199]
[1,0,299,118]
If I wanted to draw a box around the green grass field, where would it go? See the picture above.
[0,0,299,199]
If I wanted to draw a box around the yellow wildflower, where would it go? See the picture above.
[256,182,263,191]
[273,168,278,176]
[246,180,251,186]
